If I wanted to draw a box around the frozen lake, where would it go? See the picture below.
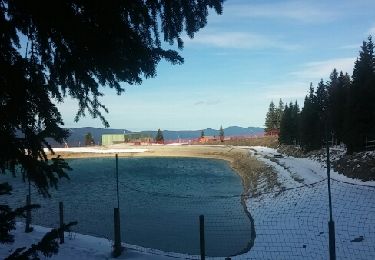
[4,157,253,257]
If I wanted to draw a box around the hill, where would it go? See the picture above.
[49,126,264,147]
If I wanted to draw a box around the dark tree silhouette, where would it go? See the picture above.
[265,100,277,132]
[84,132,94,146]
[344,36,375,153]
[155,128,164,143]
[219,125,224,142]
[0,0,223,258]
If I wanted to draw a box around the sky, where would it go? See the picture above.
[57,0,375,131]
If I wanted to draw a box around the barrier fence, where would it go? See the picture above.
[2,172,375,259]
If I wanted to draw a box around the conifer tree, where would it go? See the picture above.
[219,125,225,142]
[279,104,292,144]
[279,101,300,145]
[344,36,375,153]
[0,1,223,257]
[275,99,285,130]
[155,129,164,143]
[328,70,350,144]
[84,132,94,146]
[299,84,321,151]
[265,100,277,132]
[315,79,329,146]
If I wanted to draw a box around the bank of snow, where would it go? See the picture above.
[238,146,375,260]
[0,223,195,260]
[44,147,148,154]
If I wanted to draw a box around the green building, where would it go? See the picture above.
[101,133,153,146]
[101,134,125,146]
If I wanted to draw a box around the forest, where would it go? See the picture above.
[265,36,375,154]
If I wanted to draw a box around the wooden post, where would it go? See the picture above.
[25,195,32,233]
[113,207,123,257]
[199,215,205,260]
[59,202,64,244]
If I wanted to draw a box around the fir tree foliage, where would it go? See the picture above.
[278,36,375,153]
[155,129,164,143]
[84,132,94,146]
[264,99,284,132]
[265,101,277,132]
[344,36,375,153]
[219,125,224,142]
[0,0,223,258]
[276,99,285,130]
[279,102,299,145]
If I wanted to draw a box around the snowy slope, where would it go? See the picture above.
[238,146,375,260]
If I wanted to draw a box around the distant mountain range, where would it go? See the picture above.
[49,126,264,147]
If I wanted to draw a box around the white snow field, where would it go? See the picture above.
[43,147,149,153]
[1,146,374,259]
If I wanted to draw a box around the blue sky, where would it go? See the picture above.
[58,0,375,131]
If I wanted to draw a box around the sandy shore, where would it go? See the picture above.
[49,144,275,195]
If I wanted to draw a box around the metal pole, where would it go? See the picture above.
[59,202,64,244]
[326,132,336,260]
[25,179,32,233]
[113,207,123,257]
[116,154,119,209]
[199,215,205,260]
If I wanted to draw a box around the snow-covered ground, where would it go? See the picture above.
[2,146,374,259]
[0,223,184,260]
[43,147,149,153]
[238,146,375,260]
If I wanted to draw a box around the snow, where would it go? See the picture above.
[250,146,375,187]
[2,146,374,259]
[43,147,148,154]
[238,146,375,259]
[0,223,191,260]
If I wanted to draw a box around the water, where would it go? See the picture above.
[2,157,253,257]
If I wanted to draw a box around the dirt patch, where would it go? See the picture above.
[196,136,279,148]
[333,152,375,181]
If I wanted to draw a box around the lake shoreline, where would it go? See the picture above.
[48,145,274,192]
[50,144,274,255]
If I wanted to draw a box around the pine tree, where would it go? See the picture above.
[328,70,350,144]
[290,101,300,144]
[155,129,164,143]
[315,79,329,146]
[279,101,300,145]
[201,130,205,138]
[275,99,285,130]
[344,36,375,153]
[279,104,292,144]
[300,84,321,151]
[265,101,277,132]
[219,125,224,142]
[84,132,94,146]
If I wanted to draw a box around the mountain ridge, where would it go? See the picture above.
[50,126,264,146]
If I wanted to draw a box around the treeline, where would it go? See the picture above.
[265,36,375,154]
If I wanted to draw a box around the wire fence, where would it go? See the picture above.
[1,171,375,259]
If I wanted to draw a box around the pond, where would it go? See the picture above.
[3,157,253,257]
